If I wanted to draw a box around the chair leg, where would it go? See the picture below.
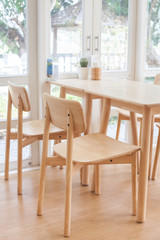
[139,120,142,146]
[64,109,74,237]
[116,114,121,140]
[53,140,58,156]
[5,128,11,180]
[53,139,63,169]
[18,135,23,195]
[148,116,154,179]
[17,100,23,195]
[137,120,142,174]
[152,128,160,180]
[131,153,137,216]
[64,163,73,237]
[37,153,47,216]
[4,93,12,180]
[91,166,95,192]
[95,165,100,195]
[37,105,51,216]
[58,140,63,169]
[80,167,83,185]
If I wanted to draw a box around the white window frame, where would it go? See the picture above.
[0,0,39,172]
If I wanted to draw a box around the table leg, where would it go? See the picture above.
[100,98,111,134]
[137,106,152,222]
[130,112,140,173]
[91,98,111,193]
[82,93,93,186]
[60,87,66,98]
[148,116,154,179]
[84,93,92,135]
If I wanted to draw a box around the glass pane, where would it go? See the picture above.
[146,0,160,69]
[144,77,154,84]
[50,0,82,73]
[101,0,129,71]
[0,0,27,75]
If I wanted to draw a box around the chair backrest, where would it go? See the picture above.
[44,93,86,134]
[154,74,160,85]
[8,82,31,112]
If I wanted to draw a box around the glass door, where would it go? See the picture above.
[92,0,130,78]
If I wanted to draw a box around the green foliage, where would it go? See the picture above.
[51,0,74,14]
[147,0,160,47]
[80,58,88,67]
[103,0,128,17]
[0,0,26,56]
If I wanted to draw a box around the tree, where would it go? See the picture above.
[51,0,74,14]
[0,0,74,57]
[103,0,128,17]
[0,0,26,57]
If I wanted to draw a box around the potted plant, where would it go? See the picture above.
[79,58,89,79]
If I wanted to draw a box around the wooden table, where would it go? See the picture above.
[47,78,160,223]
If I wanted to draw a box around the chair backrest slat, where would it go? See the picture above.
[44,93,86,134]
[8,82,31,112]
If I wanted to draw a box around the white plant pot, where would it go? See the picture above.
[79,67,89,79]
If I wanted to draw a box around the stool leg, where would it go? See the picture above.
[152,128,160,180]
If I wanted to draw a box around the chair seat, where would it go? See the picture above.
[117,108,160,122]
[54,133,140,164]
[22,119,66,137]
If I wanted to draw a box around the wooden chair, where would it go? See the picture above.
[37,93,140,237]
[152,124,160,179]
[5,82,67,195]
[116,74,160,178]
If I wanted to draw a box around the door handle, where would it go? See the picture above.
[86,35,91,52]
[94,36,99,52]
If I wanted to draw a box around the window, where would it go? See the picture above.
[0,0,27,76]
[146,0,160,69]
[101,0,129,71]
[0,0,37,172]
[50,0,82,73]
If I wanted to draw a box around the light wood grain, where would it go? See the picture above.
[48,78,160,107]
[44,93,85,134]
[5,82,67,195]
[8,81,31,111]
[4,92,12,180]
[115,74,160,179]
[48,78,160,223]
[137,106,152,222]
[152,124,160,179]
[38,95,140,237]
[2,165,160,240]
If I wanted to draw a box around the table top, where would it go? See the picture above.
[47,78,160,107]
